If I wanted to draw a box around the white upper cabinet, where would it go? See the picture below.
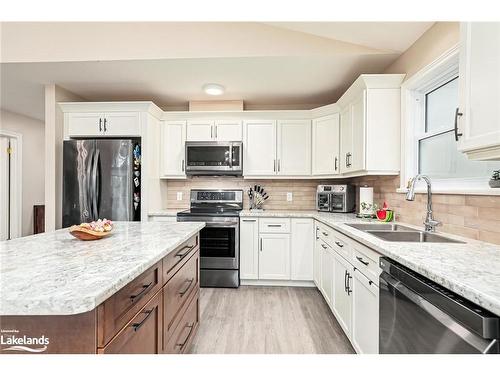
[185,120,242,141]
[290,218,314,281]
[337,74,404,176]
[240,218,260,280]
[214,120,242,141]
[160,120,186,178]
[458,22,500,160]
[186,120,215,141]
[277,120,311,176]
[243,120,277,176]
[312,114,340,175]
[67,112,141,137]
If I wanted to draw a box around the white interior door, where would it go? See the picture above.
[0,137,10,240]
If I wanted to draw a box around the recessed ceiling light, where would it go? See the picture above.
[203,83,225,96]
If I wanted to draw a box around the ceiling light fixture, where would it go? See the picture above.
[203,83,225,96]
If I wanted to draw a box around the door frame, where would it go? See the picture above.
[0,129,22,239]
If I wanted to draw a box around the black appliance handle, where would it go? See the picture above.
[381,271,496,353]
[85,150,94,221]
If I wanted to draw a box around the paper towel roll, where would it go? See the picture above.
[359,186,374,216]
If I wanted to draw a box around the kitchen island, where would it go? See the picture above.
[0,221,204,354]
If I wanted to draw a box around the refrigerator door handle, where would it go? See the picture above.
[95,149,101,218]
[91,149,100,220]
[86,150,95,221]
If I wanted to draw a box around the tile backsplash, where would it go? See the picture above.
[163,177,345,211]
[162,175,500,245]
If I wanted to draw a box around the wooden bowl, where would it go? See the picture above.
[69,226,112,241]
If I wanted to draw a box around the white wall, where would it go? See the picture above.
[44,85,84,231]
[0,109,45,236]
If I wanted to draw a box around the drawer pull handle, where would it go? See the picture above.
[176,323,195,349]
[179,278,195,296]
[130,282,153,303]
[356,256,369,266]
[321,244,328,249]
[131,309,153,332]
[242,219,256,222]
[335,241,344,248]
[175,244,195,258]
[267,224,282,227]
[322,231,329,236]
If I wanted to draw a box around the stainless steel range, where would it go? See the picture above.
[177,189,242,288]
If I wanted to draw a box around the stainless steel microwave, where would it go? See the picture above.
[185,141,243,176]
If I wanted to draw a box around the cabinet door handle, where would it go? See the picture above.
[335,241,344,248]
[454,108,463,141]
[346,152,352,168]
[99,118,102,132]
[334,156,338,171]
[321,243,327,249]
[260,238,263,252]
[175,244,195,259]
[273,159,276,172]
[182,159,185,172]
[131,309,153,332]
[130,282,153,303]
[344,270,348,292]
[278,159,281,172]
[322,231,329,236]
[356,256,369,266]
[315,226,319,240]
[215,125,218,139]
[211,125,213,139]
[178,278,194,296]
[175,323,194,349]
[103,118,107,132]
[347,272,352,295]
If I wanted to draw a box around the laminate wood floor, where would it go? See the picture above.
[188,286,355,354]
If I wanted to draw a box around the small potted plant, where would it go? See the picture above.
[490,170,500,188]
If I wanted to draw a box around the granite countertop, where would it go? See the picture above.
[148,209,184,217]
[241,209,500,316]
[0,222,205,316]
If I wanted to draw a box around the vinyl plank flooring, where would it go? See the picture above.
[188,286,355,354]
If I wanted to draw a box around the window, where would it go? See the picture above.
[417,77,500,179]
[401,46,500,193]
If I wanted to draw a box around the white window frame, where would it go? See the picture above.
[399,44,500,196]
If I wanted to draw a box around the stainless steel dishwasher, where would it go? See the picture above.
[379,257,499,354]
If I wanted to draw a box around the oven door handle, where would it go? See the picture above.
[381,272,497,353]
[203,221,239,228]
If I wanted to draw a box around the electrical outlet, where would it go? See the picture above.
[286,192,293,202]
[177,192,183,201]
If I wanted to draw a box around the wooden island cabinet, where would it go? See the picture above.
[1,234,200,354]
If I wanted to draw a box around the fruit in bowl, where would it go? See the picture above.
[70,219,114,240]
[376,202,394,222]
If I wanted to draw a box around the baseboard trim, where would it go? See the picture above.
[241,279,316,287]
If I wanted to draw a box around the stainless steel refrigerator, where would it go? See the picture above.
[62,139,141,228]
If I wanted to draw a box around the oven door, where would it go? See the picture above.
[185,142,241,175]
[199,221,239,270]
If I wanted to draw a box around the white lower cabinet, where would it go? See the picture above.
[240,218,260,280]
[259,233,290,280]
[313,225,322,287]
[320,243,335,308]
[333,251,353,337]
[352,268,379,354]
[291,219,314,281]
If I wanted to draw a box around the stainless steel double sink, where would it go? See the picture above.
[345,223,464,243]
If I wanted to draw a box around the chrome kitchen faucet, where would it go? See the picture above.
[406,174,441,232]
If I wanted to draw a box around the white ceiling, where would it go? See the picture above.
[0,22,434,121]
